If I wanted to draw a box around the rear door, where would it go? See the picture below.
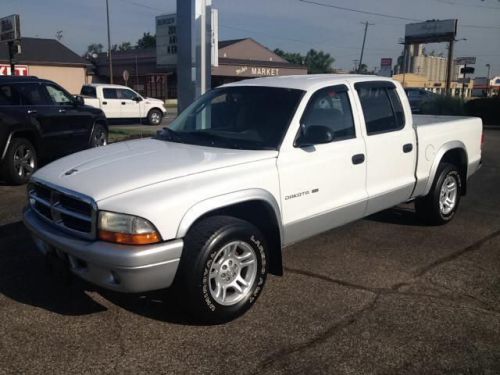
[101,88,121,119]
[278,85,368,245]
[354,81,417,215]
[43,83,93,152]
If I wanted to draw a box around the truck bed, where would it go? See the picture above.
[413,114,477,127]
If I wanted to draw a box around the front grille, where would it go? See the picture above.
[28,181,96,239]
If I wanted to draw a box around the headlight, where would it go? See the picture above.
[98,211,161,245]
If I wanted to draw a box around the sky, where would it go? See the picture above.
[3,0,500,77]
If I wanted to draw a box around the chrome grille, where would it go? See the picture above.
[28,181,97,239]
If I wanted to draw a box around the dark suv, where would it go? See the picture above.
[0,76,108,184]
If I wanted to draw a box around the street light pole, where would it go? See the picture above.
[357,21,374,74]
[106,0,113,84]
[486,63,491,97]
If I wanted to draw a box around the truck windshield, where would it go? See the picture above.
[156,86,304,150]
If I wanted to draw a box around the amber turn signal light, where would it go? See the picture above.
[99,230,161,245]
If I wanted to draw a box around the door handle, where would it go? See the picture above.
[121,102,126,105]
[58,109,66,113]
[102,101,107,105]
[403,143,413,153]
[27,109,37,115]
[352,154,365,165]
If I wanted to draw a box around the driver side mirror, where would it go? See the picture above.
[133,96,143,102]
[295,125,334,148]
[74,95,85,106]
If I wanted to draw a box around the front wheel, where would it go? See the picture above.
[90,124,108,148]
[174,216,268,323]
[415,162,461,225]
[1,138,37,185]
[147,109,163,125]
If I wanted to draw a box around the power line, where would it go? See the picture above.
[431,0,500,10]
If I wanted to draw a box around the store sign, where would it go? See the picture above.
[0,64,28,76]
[405,19,457,43]
[235,66,280,76]
[456,57,476,65]
[156,14,177,66]
[379,58,392,77]
[0,14,20,42]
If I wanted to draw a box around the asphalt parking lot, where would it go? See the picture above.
[0,130,499,374]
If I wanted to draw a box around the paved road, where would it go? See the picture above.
[0,131,499,374]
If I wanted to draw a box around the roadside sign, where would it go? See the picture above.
[0,14,20,42]
[460,67,475,75]
[0,64,28,76]
[122,69,129,85]
[456,57,476,65]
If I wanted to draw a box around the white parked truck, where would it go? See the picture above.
[80,84,167,125]
[24,75,482,322]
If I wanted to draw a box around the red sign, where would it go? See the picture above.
[0,64,29,76]
[380,58,392,67]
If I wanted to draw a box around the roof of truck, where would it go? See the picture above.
[223,74,395,91]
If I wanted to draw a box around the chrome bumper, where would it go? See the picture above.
[23,207,183,293]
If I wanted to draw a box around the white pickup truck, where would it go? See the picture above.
[80,84,167,125]
[24,75,482,323]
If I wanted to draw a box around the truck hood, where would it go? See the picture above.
[33,138,278,201]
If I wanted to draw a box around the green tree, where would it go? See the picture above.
[86,43,104,55]
[137,32,156,49]
[274,48,334,73]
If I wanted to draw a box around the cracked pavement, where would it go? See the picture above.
[1,130,500,374]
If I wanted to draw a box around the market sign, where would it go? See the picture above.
[0,14,20,42]
[0,64,28,76]
[455,57,476,65]
[379,58,392,77]
[405,19,457,44]
[156,14,177,66]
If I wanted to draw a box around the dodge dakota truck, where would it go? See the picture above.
[23,75,482,322]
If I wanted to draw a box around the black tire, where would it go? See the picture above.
[415,162,462,225]
[89,124,108,148]
[1,138,37,185]
[174,215,269,323]
[147,109,163,126]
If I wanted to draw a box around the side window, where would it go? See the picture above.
[45,85,74,105]
[81,86,96,97]
[355,82,405,135]
[103,88,118,99]
[300,85,356,141]
[16,83,51,105]
[0,85,21,106]
[118,89,137,100]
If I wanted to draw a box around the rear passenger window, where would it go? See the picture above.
[103,88,118,99]
[0,85,20,106]
[16,83,51,105]
[355,82,405,135]
[300,85,355,141]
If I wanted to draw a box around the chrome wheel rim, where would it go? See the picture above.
[151,112,161,124]
[93,128,107,147]
[13,144,35,178]
[439,175,458,215]
[208,241,258,306]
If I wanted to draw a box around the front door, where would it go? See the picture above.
[116,88,141,120]
[278,85,368,246]
[353,81,417,215]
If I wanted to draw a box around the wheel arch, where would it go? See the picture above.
[1,130,40,162]
[425,141,468,196]
[177,189,284,276]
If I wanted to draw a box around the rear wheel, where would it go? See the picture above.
[174,216,268,323]
[1,138,37,185]
[147,109,163,126]
[415,162,461,225]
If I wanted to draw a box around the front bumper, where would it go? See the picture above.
[23,207,183,293]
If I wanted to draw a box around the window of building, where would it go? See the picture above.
[300,85,356,141]
[355,82,405,135]
[103,88,118,99]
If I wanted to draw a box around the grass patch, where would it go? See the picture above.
[109,128,157,143]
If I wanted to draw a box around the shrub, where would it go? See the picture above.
[420,96,465,116]
[465,97,500,125]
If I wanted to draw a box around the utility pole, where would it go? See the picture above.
[445,39,454,95]
[106,0,113,84]
[486,63,491,97]
[357,21,374,74]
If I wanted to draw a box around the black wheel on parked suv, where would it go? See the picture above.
[415,162,462,225]
[90,123,108,148]
[147,109,163,125]
[1,138,37,185]
[174,215,269,323]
